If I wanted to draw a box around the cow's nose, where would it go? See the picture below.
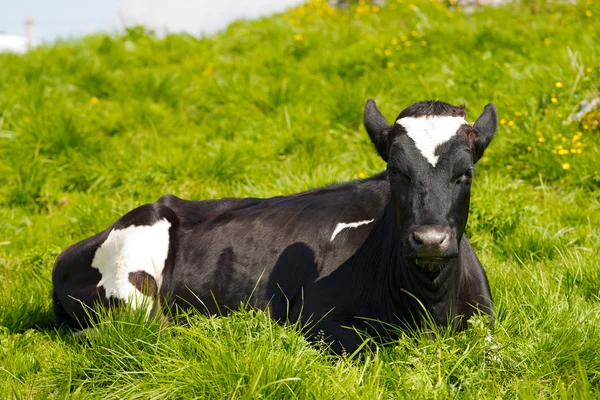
[409,226,451,257]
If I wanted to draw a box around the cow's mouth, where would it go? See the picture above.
[414,257,451,269]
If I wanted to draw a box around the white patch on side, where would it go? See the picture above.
[330,219,375,241]
[91,219,171,311]
[396,116,468,166]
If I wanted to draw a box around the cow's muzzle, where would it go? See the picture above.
[407,225,454,266]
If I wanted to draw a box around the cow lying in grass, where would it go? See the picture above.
[53,99,497,354]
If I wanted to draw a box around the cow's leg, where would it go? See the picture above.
[292,301,365,355]
[52,202,178,328]
[308,320,364,356]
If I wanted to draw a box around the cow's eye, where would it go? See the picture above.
[388,166,409,182]
[456,169,473,184]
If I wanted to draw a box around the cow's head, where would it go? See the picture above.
[364,99,497,269]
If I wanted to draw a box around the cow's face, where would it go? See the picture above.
[364,100,497,268]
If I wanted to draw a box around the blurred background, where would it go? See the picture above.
[0,0,304,52]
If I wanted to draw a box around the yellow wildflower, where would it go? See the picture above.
[421,41,428,47]
[576,131,583,137]
[387,61,395,69]
[544,38,551,45]
[514,111,523,117]
[391,38,398,45]
[294,34,303,41]
[585,10,592,17]
[527,146,532,151]
[405,41,412,47]
[500,118,506,125]
[538,137,545,143]
[551,97,558,104]
[562,163,571,170]
[91,96,99,105]
[508,120,515,127]
[558,149,569,155]
[586,67,592,73]
[411,30,418,37]
[555,82,563,88]
[384,49,392,56]
[359,172,367,179]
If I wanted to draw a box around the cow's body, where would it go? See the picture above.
[53,100,497,354]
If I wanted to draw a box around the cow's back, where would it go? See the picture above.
[158,188,388,320]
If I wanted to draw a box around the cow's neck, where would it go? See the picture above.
[372,202,463,327]
[396,255,462,325]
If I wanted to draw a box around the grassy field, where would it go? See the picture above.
[1,0,600,397]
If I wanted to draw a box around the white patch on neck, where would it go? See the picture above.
[330,219,375,241]
[396,116,468,166]
[91,219,171,311]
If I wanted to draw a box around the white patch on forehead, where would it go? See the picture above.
[396,116,468,166]
[330,219,375,241]
[92,219,170,312]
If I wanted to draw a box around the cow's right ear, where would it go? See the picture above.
[364,99,392,162]
[472,103,497,163]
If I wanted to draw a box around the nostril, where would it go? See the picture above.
[439,233,448,244]
[411,232,424,246]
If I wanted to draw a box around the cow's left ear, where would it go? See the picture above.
[364,99,392,162]
[472,103,497,163]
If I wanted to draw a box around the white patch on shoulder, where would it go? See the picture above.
[91,219,171,310]
[330,219,375,242]
[396,116,468,166]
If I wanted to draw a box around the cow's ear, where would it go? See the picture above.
[364,99,392,162]
[472,103,497,163]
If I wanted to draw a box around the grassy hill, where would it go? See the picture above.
[1,0,599,397]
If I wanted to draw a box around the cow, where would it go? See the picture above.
[52,99,497,354]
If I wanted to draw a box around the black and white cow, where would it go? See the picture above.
[53,99,497,354]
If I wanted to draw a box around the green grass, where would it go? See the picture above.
[1,0,600,397]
